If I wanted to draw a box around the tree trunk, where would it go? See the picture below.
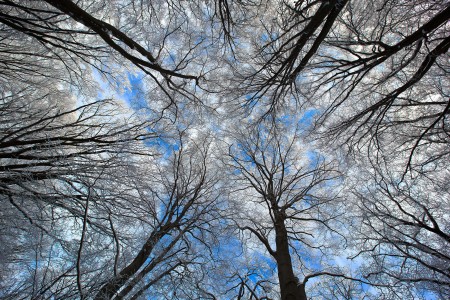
[274,214,307,300]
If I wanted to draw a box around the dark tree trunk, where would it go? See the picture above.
[274,213,307,300]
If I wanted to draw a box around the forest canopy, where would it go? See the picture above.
[0,0,448,299]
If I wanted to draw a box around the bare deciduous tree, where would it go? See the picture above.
[225,120,345,300]
[348,157,450,299]
[94,132,223,299]
[1,1,448,299]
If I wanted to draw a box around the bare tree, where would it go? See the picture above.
[226,0,350,114]
[314,0,449,179]
[0,0,224,111]
[223,2,449,297]
[1,109,224,298]
[347,156,450,299]
[227,0,448,175]
[1,1,448,299]
[225,119,347,300]
[0,74,159,298]
[92,131,223,299]
[0,1,227,298]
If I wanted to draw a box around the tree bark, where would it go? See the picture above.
[274,213,307,300]
[93,227,168,300]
